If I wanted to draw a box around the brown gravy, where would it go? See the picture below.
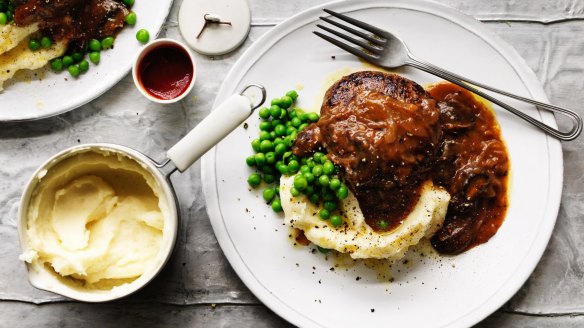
[428,83,509,254]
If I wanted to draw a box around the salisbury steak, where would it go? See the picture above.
[293,71,441,230]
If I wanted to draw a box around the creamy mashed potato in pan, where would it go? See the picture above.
[20,150,169,290]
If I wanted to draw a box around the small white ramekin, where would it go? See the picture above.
[132,38,197,104]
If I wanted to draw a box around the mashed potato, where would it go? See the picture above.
[280,176,450,260]
[20,149,168,290]
[0,23,66,91]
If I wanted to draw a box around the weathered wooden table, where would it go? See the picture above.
[1,0,583,326]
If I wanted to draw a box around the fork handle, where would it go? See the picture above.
[405,55,583,141]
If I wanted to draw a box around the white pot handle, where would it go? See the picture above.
[167,84,266,172]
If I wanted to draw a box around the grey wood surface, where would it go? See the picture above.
[1,0,584,326]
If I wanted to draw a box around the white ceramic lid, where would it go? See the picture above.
[178,0,251,56]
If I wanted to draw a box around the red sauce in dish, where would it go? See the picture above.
[137,44,194,100]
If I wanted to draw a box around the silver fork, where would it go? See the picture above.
[314,9,582,141]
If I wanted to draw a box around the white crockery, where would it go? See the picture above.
[131,38,197,104]
[201,0,563,327]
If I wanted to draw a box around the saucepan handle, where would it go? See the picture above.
[167,84,266,172]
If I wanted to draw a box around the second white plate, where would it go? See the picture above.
[0,0,173,121]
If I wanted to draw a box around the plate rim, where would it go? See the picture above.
[201,0,563,327]
[0,0,174,122]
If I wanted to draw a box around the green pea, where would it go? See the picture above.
[283,136,293,147]
[300,165,310,174]
[245,156,256,167]
[274,124,286,136]
[329,178,341,190]
[269,105,281,118]
[306,158,315,169]
[263,188,276,202]
[336,185,349,199]
[319,208,330,220]
[318,175,329,187]
[254,153,266,166]
[313,152,323,162]
[89,51,100,64]
[288,109,297,119]
[298,123,309,131]
[309,193,320,204]
[270,98,282,107]
[258,107,270,119]
[123,0,135,6]
[271,119,282,127]
[89,39,101,52]
[294,108,304,117]
[308,112,320,122]
[62,55,74,67]
[251,138,261,152]
[277,163,288,175]
[68,64,80,78]
[330,215,343,227]
[274,143,287,156]
[324,201,338,212]
[269,131,276,140]
[280,95,293,109]
[304,185,314,195]
[40,36,52,49]
[323,161,335,175]
[291,117,302,128]
[287,160,300,173]
[79,59,89,73]
[286,126,297,136]
[317,246,330,254]
[247,173,261,187]
[28,39,40,51]
[50,58,63,71]
[302,172,315,184]
[290,187,300,197]
[72,52,84,62]
[5,10,11,22]
[299,113,310,122]
[260,140,273,152]
[0,13,7,25]
[258,121,271,131]
[378,220,389,230]
[136,29,149,44]
[125,11,137,25]
[293,175,308,191]
[265,152,276,165]
[286,90,298,100]
[275,186,280,195]
[101,36,115,49]
[259,131,271,141]
[312,165,323,177]
[271,199,283,212]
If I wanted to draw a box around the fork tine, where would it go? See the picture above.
[319,16,385,45]
[323,8,388,37]
[313,31,378,62]
[316,24,382,54]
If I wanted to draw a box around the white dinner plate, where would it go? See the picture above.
[0,0,173,121]
[201,0,563,327]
